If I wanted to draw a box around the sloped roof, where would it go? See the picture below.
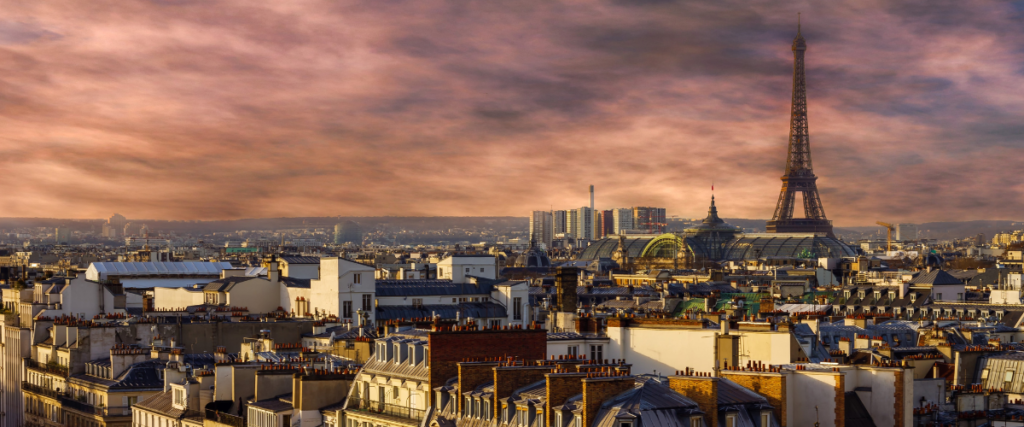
[87,262,233,281]
[909,270,964,286]
[280,256,321,265]
[592,378,703,427]
[376,280,497,296]
[376,303,507,321]
[844,392,877,427]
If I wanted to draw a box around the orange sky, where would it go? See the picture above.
[1,0,1023,225]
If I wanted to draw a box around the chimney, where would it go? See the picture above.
[545,372,586,427]
[457,362,500,416]
[494,365,554,418]
[669,376,718,427]
[582,376,634,427]
[269,256,280,282]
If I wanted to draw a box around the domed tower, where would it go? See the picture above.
[685,195,742,260]
[515,236,551,268]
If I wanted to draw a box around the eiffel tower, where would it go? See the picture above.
[765,20,835,238]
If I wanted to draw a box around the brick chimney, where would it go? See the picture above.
[668,376,717,427]
[545,372,586,427]
[457,362,500,416]
[581,376,634,427]
[493,365,554,419]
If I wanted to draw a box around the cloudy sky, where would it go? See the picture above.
[1,0,1022,224]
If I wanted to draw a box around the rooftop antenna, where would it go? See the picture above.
[798,12,802,36]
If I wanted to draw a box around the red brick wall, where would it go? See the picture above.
[546,373,586,427]
[494,366,554,418]
[427,329,547,405]
[668,377,717,427]
[721,372,786,427]
[582,377,634,427]
[458,362,500,415]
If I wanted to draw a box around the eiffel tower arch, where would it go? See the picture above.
[765,22,835,238]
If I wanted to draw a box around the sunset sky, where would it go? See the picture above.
[1,1,1023,224]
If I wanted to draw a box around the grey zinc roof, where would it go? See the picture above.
[844,392,877,427]
[376,303,507,321]
[909,270,964,286]
[134,391,189,418]
[717,378,768,405]
[376,280,496,296]
[282,277,311,288]
[591,378,703,427]
[281,256,321,265]
[88,262,233,280]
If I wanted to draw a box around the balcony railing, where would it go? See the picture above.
[205,409,245,427]
[59,396,131,417]
[349,399,425,421]
[24,358,69,377]
[21,381,67,400]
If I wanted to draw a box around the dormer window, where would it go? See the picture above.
[844,290,851,299]
[858,291,865,299]
[874,291,880,301]
[910,294,917,303]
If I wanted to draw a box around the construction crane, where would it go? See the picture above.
[876,221,895,252]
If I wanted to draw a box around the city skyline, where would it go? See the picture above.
[2,1,1023,224]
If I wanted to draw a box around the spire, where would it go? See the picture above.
[703,195,724,226]
[793,13,806,51]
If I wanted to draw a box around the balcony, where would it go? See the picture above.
[348,399,425,421]
[25,358,69,377]
[205,409,245,427]
[21,381,67,400]
[59,396,131,417]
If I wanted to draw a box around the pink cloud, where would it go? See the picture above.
[0,0,1022,224]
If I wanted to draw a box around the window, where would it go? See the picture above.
[466,268,470,273]
[362,294,372,311]
[620,422,632,427]
[343,301,352,318]
[761,412,771,427]
[556,412,562,427]
[567,345,578,357]
[958,293,964,301]
[982,369,990,379]
[1006,370,1015,382]
[412,298,423,308]
[490,319,502,328]
[936,293,942,300]
[354,273,361,284]
[590,345,603,362]
[725,414,737,427]
[513,297,523,320]
[480,268,485,272]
